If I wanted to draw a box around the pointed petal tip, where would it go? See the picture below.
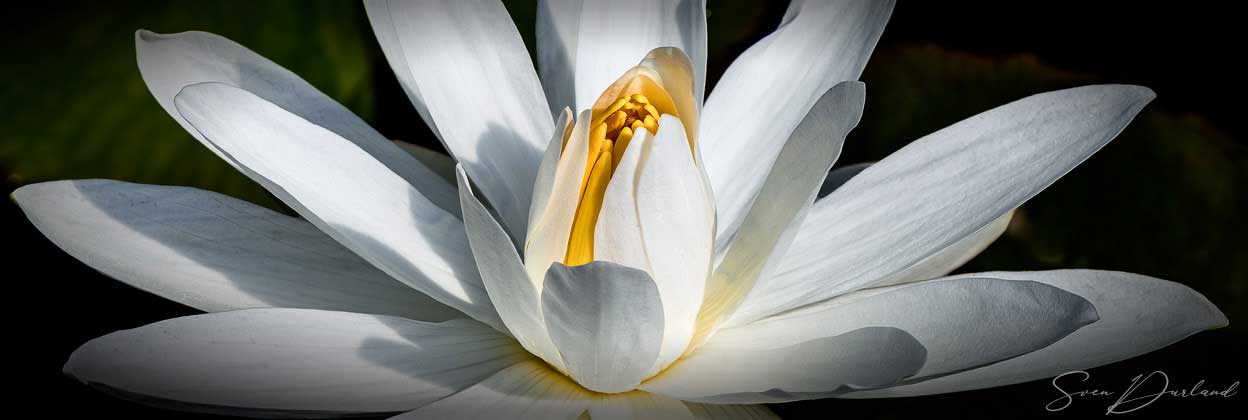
[10,180,64,209]
[1129,271,1228,331]
[1085,83,1157,104]
[839,79,867,93]
[1030,279,1101,328]
[134,29,177,44]
[1193,286,1230,330]
[1079,295,1102,327]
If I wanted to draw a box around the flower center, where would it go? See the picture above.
[564,75,680,266]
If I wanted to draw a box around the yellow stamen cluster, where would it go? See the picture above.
[591,94,662,172]
[564,94,663,266]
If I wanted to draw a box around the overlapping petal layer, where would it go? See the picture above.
[12,180,461,321]
[135,30,458,214]
[739,84,1156,324]
[173,82,502,328]
[700,0,894,248]
[63,309,528,417]
[842,270,1228,397]
[366,0,553,237]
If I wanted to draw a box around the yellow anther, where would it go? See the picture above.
[595,98,631,126]
[613,127,635,169]
[605,111,628,133]
[630,94,650,104]
[565,141,614,266]
[643,104,660,120]
[643,115,658,133]
[630,120,643,132]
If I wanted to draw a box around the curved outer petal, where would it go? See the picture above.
[134,30,457,214]
[392,360,594,420]
[716,277,1098,380]
[392,361,699,420]
[811,162,1015,286]
[174,82,503,330]
[559,0,707,113]
[365,0,553,238]
[641,327,926,404]
[639,48,702,142]
[527,108,575,248]
[842,270,1228,398]
[696,81,864,335]
[542,262,665,393]
[457,166,567,372]
[12,180,461,321]
[700,0,894,244]
[684,403,779,420]
[808,160,1023,287]
[870,210,1013,287]
[589,391,693,420]
[525,110,593,285]
[595,117,714,376]
[63,309,529,417]
[594,128,653,271]
[736,85,1156,324]
[536,0,582,117]
[632,118,714,372]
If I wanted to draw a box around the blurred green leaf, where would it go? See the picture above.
[0,1,377,210]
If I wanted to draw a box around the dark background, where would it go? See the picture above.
[1,1,1242,418]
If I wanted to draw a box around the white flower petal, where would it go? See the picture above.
[365,0,553,237]
[641,327,925,404]
[12,180,461,322]
[536,0,582,116]
[684,403,779,420]
[595,117,714,376]
[700,0,893,243]
[569,0,707,113]
[392,360,593,420]
[696,81,864,334]
[527,109,575,247]
[457,166,567,372]
[135,30,457,214]
[594,128,653,270]
[842,270,1227,398]
[525,110,593,286]
[64,309,529,417]
[738,85,1156,323]
[633,117,714,373]
[590,391,693,420]
[542,262,665,393]
[640,48,703,141]
[870,211,1013,287]
[718,277,1097,380]
[173,82,502,329]
[809,162,1015,287]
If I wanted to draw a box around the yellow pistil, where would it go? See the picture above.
[564,80,681,266]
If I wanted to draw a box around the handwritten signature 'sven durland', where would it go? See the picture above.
[1047,370,1238,414]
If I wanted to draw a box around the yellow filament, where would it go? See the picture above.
[565,141,614,266]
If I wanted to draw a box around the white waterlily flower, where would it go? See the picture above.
[13,0,1227,418]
